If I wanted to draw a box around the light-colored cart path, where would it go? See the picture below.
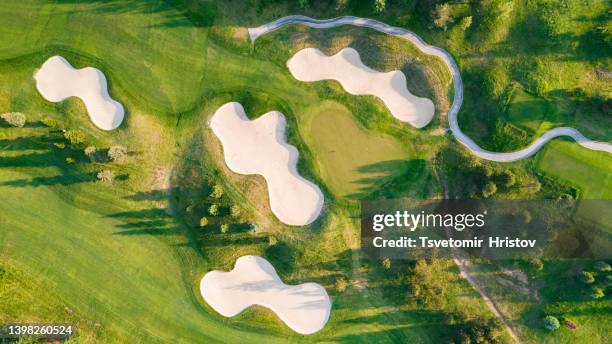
[248,15,612,162]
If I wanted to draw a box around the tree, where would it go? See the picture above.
[381,257,391,270]
[458,16,472,31]
[543,316,560,331]
[373,0,385,13]
[199,217,209,227]
[220,223,229,233]
[97,170,115,183]
[210,184,224,199]
[432,3,452,31]
[42,117,58,128]
[590,287,605,299]
[529,258,544,271]
[482,182,497,198]
[594,261,611,272]
[579,271,595,284]
[500,170,516,187]
[335,277,349,293]
[1,112,26,127]
[108,146,127,162]
[64,130,86,147]
[230,205,241,218]
[208,204,219,216]
[297,0,309,9]
[335,0,348,11]
[84,146,97,161]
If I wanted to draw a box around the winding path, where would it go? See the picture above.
[248,15,612,162]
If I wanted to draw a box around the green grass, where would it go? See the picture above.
[301,101,412,199]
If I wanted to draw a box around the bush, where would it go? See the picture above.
[97,170,115,183]
[335,0,348,11]
[590,287,605,299]
[64,130,86,147]
[108,146,127,162]
[458,16,472,31]
[482,182,497,198]
[297,0,309,9]
[579,271,595,284]
[594,261,611,272]
[230,205,241,218]
[41,117,58,128]
[65,157,76,164]
[1,112,26,127]
[53,142,66,149]
[199,217,209,227]
[381,257,391,270]
[220,223,229,233]
[210,184,224,199]
[208,204,219,216]
[605,275,612,287]
[335,277,349,293]
[543,316,560,330]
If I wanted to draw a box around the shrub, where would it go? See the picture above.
[210,184,224,199]
[594,261,611,272]
[53,142,66,149]
[199,217,209,227]
[41,117,58,128]
[482,182,497,198]
[590,287,605,299]
[208,204,219,216]
[97,170,115,183]
[605,275,612,287]
[579,271,595,284]
[335,277,349,293]
[108,146,127,162]
[268,236,278,246]
[65,157,76,164]
[220,223,229,233]
[230,205,241,218]
[64,130,86,147]
[543,316,560,331]
[297,0,309,9]
[1,112,26,127]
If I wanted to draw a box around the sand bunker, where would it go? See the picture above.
[200,255,331,335]
[210,102,323,226]
[34,56,125,130]
[287,47,435,128]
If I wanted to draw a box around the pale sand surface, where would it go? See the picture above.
[34,56,125,130]
[210,102,324,226]
[287,47,435,128]
[200,255,331,335]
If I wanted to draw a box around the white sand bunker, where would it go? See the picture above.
[200,255,331,335]
[34,56,125,130]
[210,102,323,226]
[288,47,435,128]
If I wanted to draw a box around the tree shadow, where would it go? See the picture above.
[346,159,427,200]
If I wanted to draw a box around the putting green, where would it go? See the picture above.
[302,101,411,199]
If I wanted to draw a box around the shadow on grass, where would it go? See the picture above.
[346,159,427,200]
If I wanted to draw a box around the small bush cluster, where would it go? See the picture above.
[1,112,26,127]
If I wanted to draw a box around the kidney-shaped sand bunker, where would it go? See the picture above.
[210,102,324,226]
[34,56,125,131]
[288,47,435,128]
[200,255,331,335]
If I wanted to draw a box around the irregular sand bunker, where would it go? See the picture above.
[200,255,331,335]
[210,102,323,226]
[287,47,435,128]
[34,56,125,130]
